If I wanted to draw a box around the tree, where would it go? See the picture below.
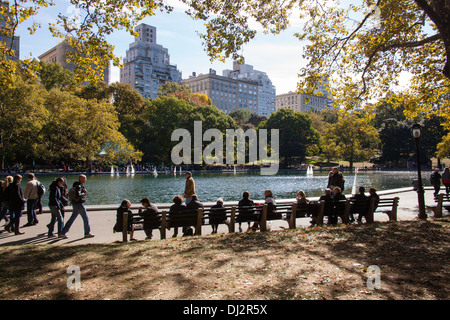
[378,120,415,166]
[258,109,320,167]
[37,61,77,91]
[143,95,236,164]
[229,108,253,128]
[323,115,380,169]
[107,82,147,150]
[2,0,449,123]
[0,75,47,169]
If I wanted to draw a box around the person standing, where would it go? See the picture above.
[430,168,442,196]
[47,177,66,238]
[60,175,94,239]
[8,175,25,235]
[23,173,40,226]
[183,172,196,205]
[327,167,346,192]
[442,167,450,194]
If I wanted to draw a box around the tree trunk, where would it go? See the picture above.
[414,0,450,79]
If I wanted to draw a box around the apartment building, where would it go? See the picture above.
[120,23,182,99]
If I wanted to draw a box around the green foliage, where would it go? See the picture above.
[322,115,380,168]
[0,69,141,168]
[143,95,237,164]
[258,109,320,166]
[37,61,77,91]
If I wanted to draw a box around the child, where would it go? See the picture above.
[113,199,135,241]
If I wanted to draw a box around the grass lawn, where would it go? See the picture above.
[0,217,449,300]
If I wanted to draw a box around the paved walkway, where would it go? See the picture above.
[0,187,447,246]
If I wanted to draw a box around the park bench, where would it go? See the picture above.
[426,193,450,218]
[119,196,399,241]
[283,201,326,228]
[121,206,238,241]
[340,196,399,223]
[314,196,399,225]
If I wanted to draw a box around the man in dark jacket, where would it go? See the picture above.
[8,175,25,235]
[169,195,186,238]
[330,187,346,225]
[315,188,333,226]
[351,186,369,223]
[430,168,442,196]
[185,194,204,236]
[139,197,159,240]
[237,191,255,232]
[60,175,94,239]
[327,167,346,191]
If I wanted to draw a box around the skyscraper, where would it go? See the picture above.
[120,23,182,99]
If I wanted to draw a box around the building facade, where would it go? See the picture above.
[223,62,276,117]
[120,23,182,99]
[276,91,331,113]
[185,62,276,116]
[184,68,259,115]
[39,41,111,84]
[276,77,333,113]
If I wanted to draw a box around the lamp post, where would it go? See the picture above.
[411,123,427,220]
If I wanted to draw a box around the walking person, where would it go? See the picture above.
[430,168,442,196]
[47,177,66,238]
[442,167,450,194]
[23,173,40,226]
[0,176,12,226]
[183,172,196,205]
[60,175,94,239]
[8,175,25,235]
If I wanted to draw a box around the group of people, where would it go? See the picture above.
[0,168,380,241]
[0,174,95,239]
[429,167,450,195]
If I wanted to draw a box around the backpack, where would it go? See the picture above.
[68,187,81,203]
[37,182,46,198]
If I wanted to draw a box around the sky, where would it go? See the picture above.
[16,0,307,95]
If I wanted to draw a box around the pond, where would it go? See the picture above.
[3,170,428,206]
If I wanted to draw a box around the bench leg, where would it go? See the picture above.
[122,213,128,243]
[316,201,325,226]
[160,211,167,240]
[260,205,268,232]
